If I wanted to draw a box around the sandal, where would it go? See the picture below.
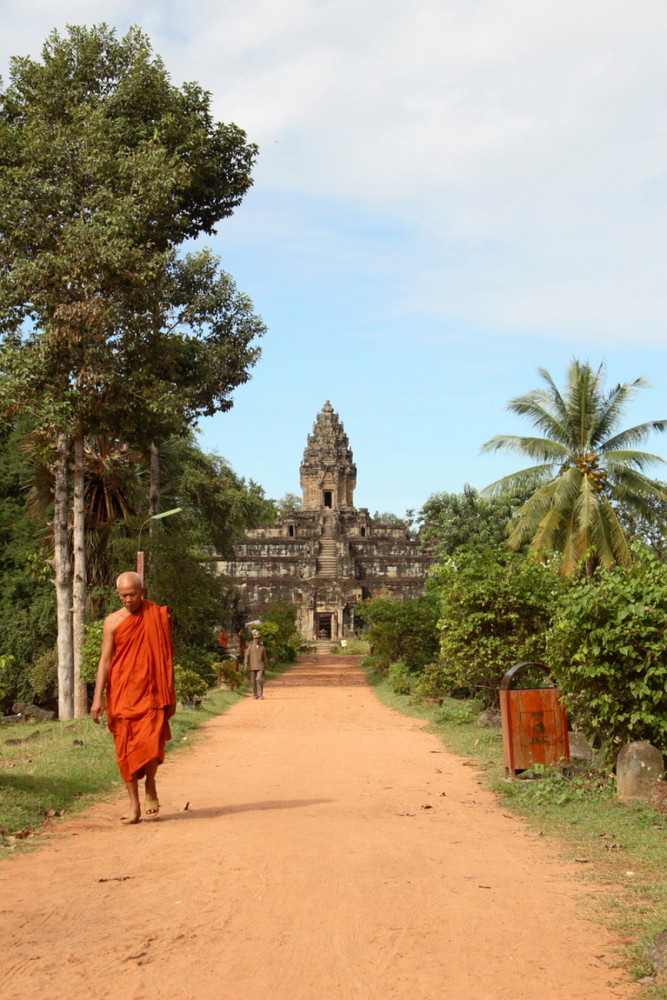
[120,813,141,825]
[144,798,160,820]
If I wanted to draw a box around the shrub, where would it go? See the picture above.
[433,549,559,707]
[257,602,301,663]
[215,657,242,689]
[174,665,208,704]
[388,659,413,695]
[547,547,667,754]
[357,593,440,670]
[25,648,58,701]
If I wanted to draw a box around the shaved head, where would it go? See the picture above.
[116,571,143,590]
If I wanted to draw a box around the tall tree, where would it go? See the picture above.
[482,360,667,576]
[0,25,259,716]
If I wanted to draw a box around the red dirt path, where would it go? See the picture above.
[0,655,638,1000]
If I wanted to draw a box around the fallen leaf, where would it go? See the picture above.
[597,832,616,839]
[96,876,134,883]
[574,858,591,863]
[181,801,190,811]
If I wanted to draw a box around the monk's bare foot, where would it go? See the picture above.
[144,798,160,820]
[120,813,141,825]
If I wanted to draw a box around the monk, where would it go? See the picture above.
[91,571,176,824]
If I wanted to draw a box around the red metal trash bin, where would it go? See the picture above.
[500,661,570,777]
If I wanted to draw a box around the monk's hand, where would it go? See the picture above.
[90,700,104,724]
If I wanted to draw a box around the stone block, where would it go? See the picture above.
[616,741,664,805]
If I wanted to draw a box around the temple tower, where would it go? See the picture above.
[214,402,433,643]
[300,401,357,510]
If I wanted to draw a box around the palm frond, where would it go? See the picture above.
[505,394,570,444]
[605,460,667,492]
[601,422,667,452]
[481,464,557,497]
[593,378,651,445]
[507,484,560,550]
[481,435,570,462]
[592,497,632,569]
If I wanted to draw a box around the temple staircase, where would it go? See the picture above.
[315,513,338,577]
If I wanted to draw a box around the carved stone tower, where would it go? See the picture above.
[214,402,434,643]
[300,402,357,509]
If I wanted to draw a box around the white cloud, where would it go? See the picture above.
[1,0,665,342]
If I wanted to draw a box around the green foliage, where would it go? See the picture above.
[418,484,530,556]
[174,665,208,704]
[172,646,217,686]
[25,649,58,702]
[271,492,302,520]
[501,762,614,808]
[215,657,243,689]
[257,602,300,663]
[433,549,559,706]
[81,620,105,684]
[357,593,440,671]
[482,360,667,576]
[388,658,413,695]
[0,423,57,710]
[0,654,14,705]
[433,698,483,726]
[547,547,667,753]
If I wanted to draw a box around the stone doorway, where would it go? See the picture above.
[323,490,333,508]
[317,613,333,639]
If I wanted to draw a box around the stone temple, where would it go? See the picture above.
[215,402,433,641]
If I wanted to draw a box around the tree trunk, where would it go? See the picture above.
[72,427,88,717]
[53,432,74,720]
[149,441,160,519]
[147,441,160,577]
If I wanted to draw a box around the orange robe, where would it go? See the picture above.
[106,601,176,783]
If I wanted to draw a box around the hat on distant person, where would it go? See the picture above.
[251,629,260,637]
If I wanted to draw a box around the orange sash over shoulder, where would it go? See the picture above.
[106,601,176,782]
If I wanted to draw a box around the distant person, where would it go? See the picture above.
[218,629,229,653]
[244,629,268,700]
[91,571,176,824]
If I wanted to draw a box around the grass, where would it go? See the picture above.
[0,685,246,852]
[370,673,667,998]
[0,655,293,851]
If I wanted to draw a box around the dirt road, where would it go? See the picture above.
[0,655,637,1000]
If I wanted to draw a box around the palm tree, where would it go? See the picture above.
[482,361,667,576]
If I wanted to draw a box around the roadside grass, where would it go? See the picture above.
[370,673,667,999]
[0,685,246,853]
[0,656,294,852]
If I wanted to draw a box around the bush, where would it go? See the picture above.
[547,547,667,754]
[175,646,217,686]
[257,602,301,663]
[25,647,57,701]
[357,593,440,670]
[174,665,208,704]
[433,549,559,707]
[215,657,242,689]
[388,658,413,695]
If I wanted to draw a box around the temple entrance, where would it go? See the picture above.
[323,490,333,508]
[317,613,333,639]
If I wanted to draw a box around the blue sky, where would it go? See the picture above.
[2,0,665,516]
